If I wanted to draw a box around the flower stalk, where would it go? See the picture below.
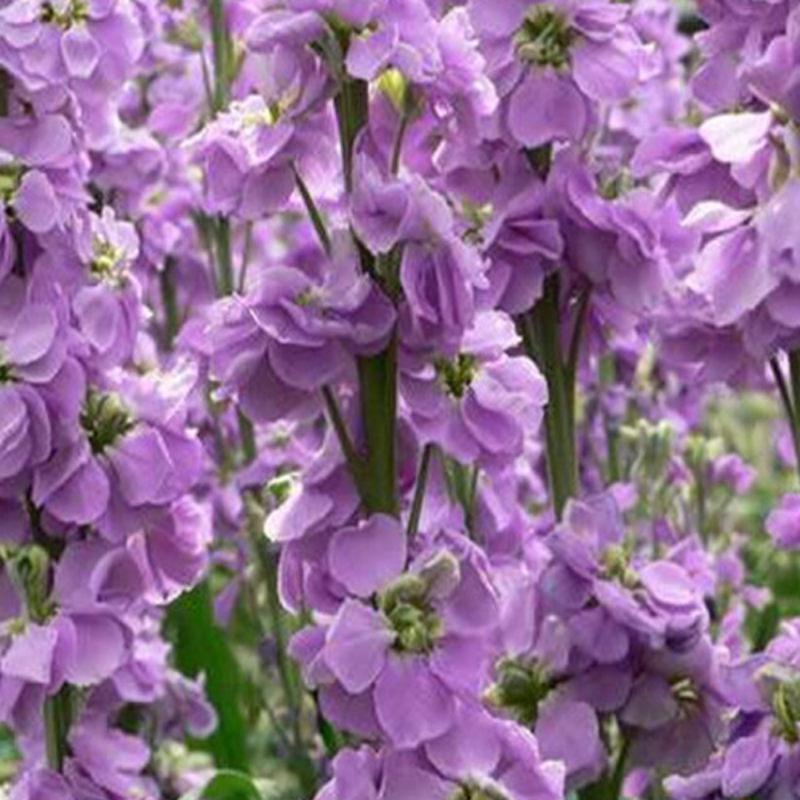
[519,275,578,519]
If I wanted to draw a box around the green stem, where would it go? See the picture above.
[209,0,230,114]
[159,257,180,350]
[695,465,708,545]
[519,275,577,519]
[215,216,235,296]
[407,444,434,540]
[789,351,800,485]
[565,287,592,437]
[313,692,341,757]
[211,214,255,464]
[238,410,256,465]
[243,498,317,792]
[440,456,480,539]
[322,386,363,487]
[577,737,629,800]
[294,165,332,256]
[599,354,620,484]
[20,504,72,772]
[0,70,9,118]
[356,334,399,515]
[771,355,800,485]
[390,110,410,175]
[44,687,72,773]
[466,466,480,537]
[334,77,369,193]
[608,737,630,799]
[247,509,301,738]
[237,223,253,293]
[329,35,400,517]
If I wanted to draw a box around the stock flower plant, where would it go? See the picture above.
[4,0,800,799]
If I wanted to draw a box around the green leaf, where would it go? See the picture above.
[166,581,249,770]
[181,770,261,800]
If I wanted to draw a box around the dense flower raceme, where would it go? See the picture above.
[0,1,219,795]
[5,0,800,798]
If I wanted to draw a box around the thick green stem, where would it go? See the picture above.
[325,352,400,518]
[209,0,231,114]
[328,31,400,517]
[159,257,180,350]
[519,276,577,519]
[44,688,72,772]
[356,335,399,515]
[215,216,235,296]
[334,77,369,193]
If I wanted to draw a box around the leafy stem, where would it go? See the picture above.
[518,275,578,519]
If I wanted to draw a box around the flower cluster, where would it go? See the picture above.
[7,0,800,798]
[0,2,216,796]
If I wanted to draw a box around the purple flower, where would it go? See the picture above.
[316,708,564,800]
[469,0,644,148]
[400,311,548,470]
[293,519,498,748]
[351,165,487,350]
[210,255,395,423]
[0,0,145,146]
[72,209,142,371]
[480,176,564,315]
[66,714,152,797]
[138,497,212,602]
[186,94,336,220]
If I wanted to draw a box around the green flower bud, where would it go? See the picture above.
[435,353,479,399]
[0,163,23,206]
[80,390,135,454]
[379,572,441,655]
[89,238,128,288]
[671,676,700,714]
[266,473,297,506]
[41,0,89,30]
[483,656,553,726]
[758,664,800,743]
[514,6,575,69]
[600,545,639,590]
[450,781,510,800]
[7,545,53,624]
